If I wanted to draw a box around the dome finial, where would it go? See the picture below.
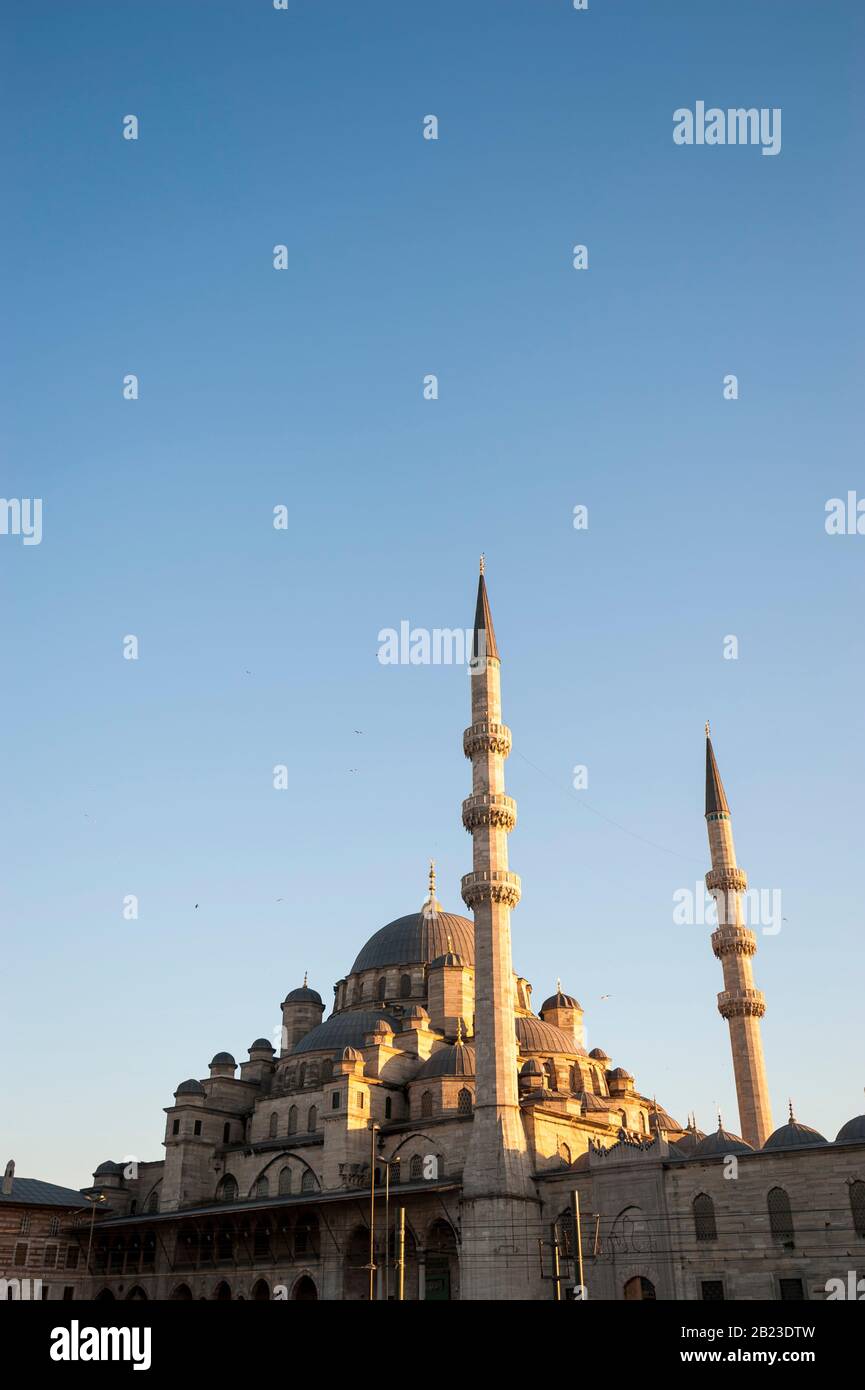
[556,976,562,995]
[428,859,436,899]
[456,1017,464,1044]
[788,1097,795,1123]
[303,970,308,988]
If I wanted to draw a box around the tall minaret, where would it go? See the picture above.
[459,560,537,1300]
[704,725,773,1149]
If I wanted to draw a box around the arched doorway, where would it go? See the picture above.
[95,1288,115,1301]
[623,1276,656,1301]
[170,1283,193,1301]
[425,1219,459,1301]
[292,1275,318,1301]
[213,1281,232,1301]
[125,1286,148,1300]
[251,1278,270,1301]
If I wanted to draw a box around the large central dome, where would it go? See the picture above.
[350,908,475,974]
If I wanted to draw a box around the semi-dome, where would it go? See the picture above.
[291,1010,398,1056]
[695,1123,753,1158]
[516,1016,586,1055]
[764,1107,827,1151]
[416,1041,476,1079]
[209,1052,235,1067]
[174,1079,206,1096]
[350,909,475,974]
[836,1113,865,1145]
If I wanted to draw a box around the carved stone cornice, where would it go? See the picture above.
[711,926,757,959]
[461,793,517,833]
[462,721,512,759]
[706,866,748,894]
[461,869,521,910]
[717,988,766,1020]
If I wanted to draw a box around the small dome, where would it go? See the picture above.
[430,951,465,969]
[540,987,582,1013]
[94,1160,122,1176]
[763,1117,827,1151]
[671,1129,707,1156]
[520,1058,544,1076]
[404,1004,430,1021]
[341,1046,362,1062]
[516,1016,586,1056]
[576,1091,610,1114]
[210,1052,235,1067]
[589,1048,610,1061]
[695,1123,753,1158]
[608,1066,633,1080]
[175,1079,206,1096]
[416,1041,476,1079]
[370,1019,394,1035]
[284,983,324,1006]
[836,1114,865,1145]
[249,1038,274,1053]
[650,1106,682,1132]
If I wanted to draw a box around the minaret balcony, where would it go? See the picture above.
[711,926,757,959]
[706,867,748,894]
[461,869,522,910]
[717,988,766,1020]
[462,793,517,833]
[462,721,512,759]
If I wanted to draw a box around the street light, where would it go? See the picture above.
[83,1192,107,1275]
[368,1123,380,1300]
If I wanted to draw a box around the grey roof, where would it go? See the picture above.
[284,985,323,1006]
[350,910,475,974]
[540,990,582,1013]
[291,1010,398,1056]
[0,1177,87,1208]
[249,1038,274,1052]
[94,1160,123,1175]
[516,1016,586,1056]
[763,1119,828,1151]
[695,1125,753,1158]
[175,1079,206,1096]
[836,1114,865,1145]
[671,1129,707,1156]
[210,1052,236,1067]
[706,735,731,816]
[416,1041,476,1079]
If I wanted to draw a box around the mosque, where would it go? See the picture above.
[63,567,864,1301]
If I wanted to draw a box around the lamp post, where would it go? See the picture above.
[368,1123,380,1300]
[84,1192,107,1275]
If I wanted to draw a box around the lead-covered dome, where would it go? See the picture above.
[763,1107,827,1151]
[836,1113,865,1145]
[291,1010,398,1055]
[416,1041,476,1079]
[350,909,475,973]
[515,1016,586,1055]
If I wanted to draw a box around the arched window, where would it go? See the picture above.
[410,1154,423,1181]
[543,1060,555,1088]
[850,1180,865,1237]
[218,1175,238,1203]
[400,974,411,998]
[145,1189,159,1214]
[255,1175,269,1199]
[320,1058,333,1082]
[377,977,387,1001]
[420,1090,433,1118]
[222,1122,231,1144]
[768,1187,794,1246]
[300,1170,315,1194]
[268,1112,278,1138]
[457,1087,472,1116]
[288,1105,298,1134]
[298,1064,306,1087]
[385,1097,392,1119]
[693,1193,718,1242]
[278,1167,292,1195]
[559,1141,571,1165]
[307,1106,317,1133]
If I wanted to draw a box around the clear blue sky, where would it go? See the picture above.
[2,1,862,1186]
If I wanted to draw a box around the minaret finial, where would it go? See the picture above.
[479,553,485,575]
[705,727,730,816]
[705,720,710,738]
[428,859,436,898]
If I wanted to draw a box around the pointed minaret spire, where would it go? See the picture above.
[422,860,441,917]
[472,557,499,663]
[704,729,772,1148]
[705,725,730,816]
[460,560,531,1298]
